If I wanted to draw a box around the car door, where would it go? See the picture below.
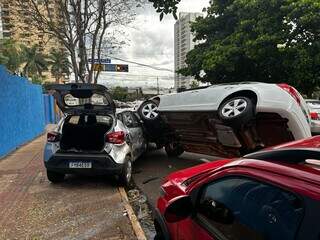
[178,176,304,240]
[121,111,145,159]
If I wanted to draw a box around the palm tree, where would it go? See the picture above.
[21,44,48,78]
[48,49,71,83]
[0,39,22,72]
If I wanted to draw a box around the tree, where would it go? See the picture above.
[178,0,320,97]
[190,80,199,89]
[0,39,22,73]
[111,86,129,102]
[48,49,72,83]
[18,0,144,84]
[148,0,180,20]
[21,45,48,79]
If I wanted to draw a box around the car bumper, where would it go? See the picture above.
[311,121,320,134]
[154,208,171,240]
[45,152,123,175]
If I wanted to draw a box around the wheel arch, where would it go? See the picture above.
[152,97,160,104]
[222,90,258,106]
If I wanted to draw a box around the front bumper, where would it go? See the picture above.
[154,208,171,240]
[45,152,123,175]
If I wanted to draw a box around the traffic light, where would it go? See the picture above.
[116,64,129,72]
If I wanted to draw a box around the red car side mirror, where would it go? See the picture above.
[164,195,193,223]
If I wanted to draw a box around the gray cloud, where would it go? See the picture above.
[99,0,210,88]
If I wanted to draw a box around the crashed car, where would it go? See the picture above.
[44,84,147,185]
[154,135,320,240]
[306,99,320,135]
[138,82,311,157]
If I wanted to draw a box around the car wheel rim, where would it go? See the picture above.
[142,102,158,120]
[222,99,248,118]
[126,160,132,182]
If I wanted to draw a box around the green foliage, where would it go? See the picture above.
[48,49,71,83]
[111,86,129,102]
[179,0,320,97]
[21,45,48,79]
[0,39,22,72]
[111,86,142,102]
[190,80,200,89]
[31,75,45,85]
[148,0,180,20]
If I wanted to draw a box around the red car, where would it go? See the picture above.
[154,136,320,240]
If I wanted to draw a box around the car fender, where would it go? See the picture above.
[108,143,131,164]
[43,143,60,162]
[154,208,171,240]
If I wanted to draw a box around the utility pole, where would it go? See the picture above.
[157,77,160,95]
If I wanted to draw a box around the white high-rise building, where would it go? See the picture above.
[0,5,3,39]
[174,12,203,91]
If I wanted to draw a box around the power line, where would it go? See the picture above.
[106,55,175,73]
[99,72,175,79]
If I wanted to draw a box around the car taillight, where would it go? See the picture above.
[106,131,125,144]
[277,83,301,106]
[47,132,60,142]
[310,112,320,120]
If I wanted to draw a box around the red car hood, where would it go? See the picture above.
[165,159,232,186]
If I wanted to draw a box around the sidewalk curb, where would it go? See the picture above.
[118,187,147,240]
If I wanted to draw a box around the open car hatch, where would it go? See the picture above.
[45,83,115,115]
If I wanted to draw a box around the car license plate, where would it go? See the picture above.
[69,162,92,169]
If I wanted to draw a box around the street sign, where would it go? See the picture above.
[93,64,104,72]
[92,64,129,72]
[88,58,111,64]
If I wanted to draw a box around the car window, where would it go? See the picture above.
[122,111,139,128]
[64,93,110,107]
[307,101,320,109]
[66,115,112,125]
[296,196,320,240]
[196,177,304,240]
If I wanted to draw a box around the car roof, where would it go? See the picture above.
[236,135,320,185]
[229,158,320,186]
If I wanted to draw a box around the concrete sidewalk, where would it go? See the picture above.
[0,134,137,240]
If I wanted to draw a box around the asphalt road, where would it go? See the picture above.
[132,145,220,208]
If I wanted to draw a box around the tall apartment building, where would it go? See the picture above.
[0,0,62,81]
[174,12,203,91]
[0,4,3,39]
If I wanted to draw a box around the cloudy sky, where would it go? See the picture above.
[99,0,210,89]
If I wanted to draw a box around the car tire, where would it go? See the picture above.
[138,100,159,122]
[119,156,132,187]
[218,96,255,128]
[165,143,184,157]
[47,170,65,183]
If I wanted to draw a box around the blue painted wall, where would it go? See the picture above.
[43,94,57,125]
[0,66,46,158]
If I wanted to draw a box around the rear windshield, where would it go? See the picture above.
[67,115,113,125]
[64,93,110,107]
[307,101,320,109]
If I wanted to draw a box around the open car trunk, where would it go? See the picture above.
[60,114,113,152]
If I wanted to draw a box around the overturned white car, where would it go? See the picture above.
[138,82,312,157]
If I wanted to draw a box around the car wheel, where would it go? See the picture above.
[47,170,65,183]
[119,156,132,187]
[218,96,255,128]
[165,143,184,157]
[138,100,159,121]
